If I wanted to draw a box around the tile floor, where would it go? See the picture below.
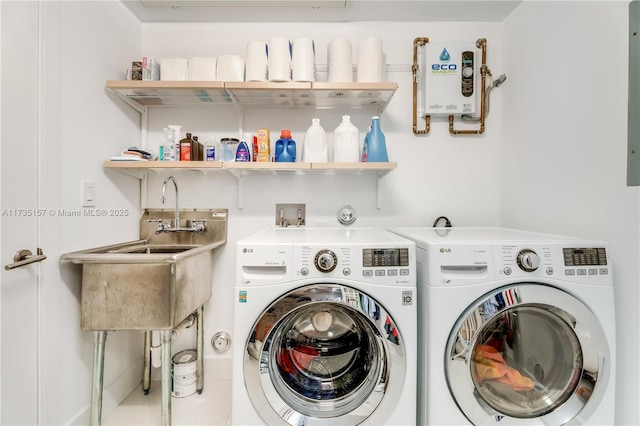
[103,358,232,426]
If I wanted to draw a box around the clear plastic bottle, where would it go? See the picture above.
[163,127,176,161]
[333,115,360,162]
[167,125,182,161]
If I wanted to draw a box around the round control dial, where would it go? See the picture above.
[314,250,337,273]
[517,249,540,272]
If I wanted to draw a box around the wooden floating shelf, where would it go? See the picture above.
[104,160,221,168]
[105,80,398,110]
[104,160,395,174]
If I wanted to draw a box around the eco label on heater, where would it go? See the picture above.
[431,48,457,74]
[238,290,247,303]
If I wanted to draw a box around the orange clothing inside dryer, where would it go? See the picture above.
[474,345,535,392]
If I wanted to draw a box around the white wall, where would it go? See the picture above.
[501,2,639,424]
[36,2,143,424]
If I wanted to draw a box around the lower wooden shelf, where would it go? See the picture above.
[103,160,396,176]
[103,160,397,208]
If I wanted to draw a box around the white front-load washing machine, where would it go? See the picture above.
[388,227,615,425]
[232,228,417,425]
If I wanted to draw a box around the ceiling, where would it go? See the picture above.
[122,0,523,22]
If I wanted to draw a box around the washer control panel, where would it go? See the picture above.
[237,228,416,287]
[363,248,410,268]
[297,245,414,285]
[563,247,607,266]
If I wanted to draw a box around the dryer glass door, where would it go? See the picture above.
[446,283,610,425]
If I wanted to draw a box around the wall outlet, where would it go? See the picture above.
[81,180,96,207]
[275,203,306,227]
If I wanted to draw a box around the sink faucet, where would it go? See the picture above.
[162,176,180,229]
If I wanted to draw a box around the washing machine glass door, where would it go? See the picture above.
[244,284,405,426]
[446,283,610,425]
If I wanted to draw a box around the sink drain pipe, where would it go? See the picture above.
[150,314,196,368]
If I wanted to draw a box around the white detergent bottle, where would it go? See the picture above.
[333,115,360,162]
[302,118,328,162]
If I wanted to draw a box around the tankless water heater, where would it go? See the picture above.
[420,41,479,117]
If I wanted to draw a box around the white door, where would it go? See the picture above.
[1,1,42,424]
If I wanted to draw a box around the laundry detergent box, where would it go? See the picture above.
[257,128,270,162]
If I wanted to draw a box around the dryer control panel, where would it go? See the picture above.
[495,244,611,284]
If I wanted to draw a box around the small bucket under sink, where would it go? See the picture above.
[172,349,197,398]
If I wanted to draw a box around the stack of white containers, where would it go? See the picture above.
[155,36,384,83]
[291,37,316,82]
[327,38,353,82]
[216,55,245,81]
[267,37,292,82]
[159,56,244,81]
[245,41,269,82]
[189,57,217,81]
[357,37,385,82]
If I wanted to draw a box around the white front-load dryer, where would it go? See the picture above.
[388,227,615,426]
[231,228,417,425]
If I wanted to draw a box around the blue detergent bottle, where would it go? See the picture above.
[365,116,388,162]
[275,129,296,162]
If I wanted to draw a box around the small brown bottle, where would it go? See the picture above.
[180,132,192,161]
[193,135,203,161]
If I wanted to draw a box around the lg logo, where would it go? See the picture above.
[242,248,253,253]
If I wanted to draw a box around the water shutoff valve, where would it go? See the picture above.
[211,331,231,353]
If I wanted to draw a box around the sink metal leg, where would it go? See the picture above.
[160,329,172,426]
[196,305,204,394]
[90,331,107,426]
[143,331,152,395]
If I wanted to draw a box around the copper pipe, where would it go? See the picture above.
[450,38,488,135]
[412,37,430,135]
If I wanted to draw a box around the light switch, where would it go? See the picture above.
[82,180,96,207]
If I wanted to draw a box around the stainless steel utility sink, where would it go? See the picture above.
[60,209,228,331]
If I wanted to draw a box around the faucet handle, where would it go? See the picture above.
[155,222,168,234]
[190,219,206,233]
